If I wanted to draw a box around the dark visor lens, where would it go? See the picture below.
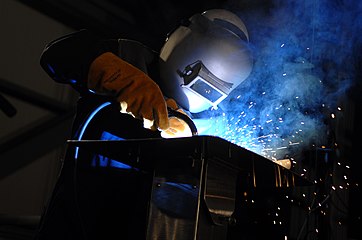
[189,79,223,103]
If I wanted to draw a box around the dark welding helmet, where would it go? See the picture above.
[159,9,253,113]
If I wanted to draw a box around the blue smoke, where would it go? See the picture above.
[194,0,361,161]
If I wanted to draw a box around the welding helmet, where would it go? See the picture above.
[159,9,253,113]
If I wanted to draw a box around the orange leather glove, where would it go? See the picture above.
[88,52,169,130]
[160,99,193,138]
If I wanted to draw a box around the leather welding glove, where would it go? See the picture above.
[160,99,193,138]
[88,52,169,130]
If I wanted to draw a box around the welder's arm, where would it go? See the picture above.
[40,30,169,130]
[88,52,169,131]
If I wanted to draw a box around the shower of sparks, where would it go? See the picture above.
[194,49,333,161]
[196,96,309,161]
[204,99,334,160]
[193,0,358,162]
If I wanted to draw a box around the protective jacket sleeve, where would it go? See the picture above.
[40,29,118,93]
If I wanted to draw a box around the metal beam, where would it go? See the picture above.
[0,110,75,180]
[0,78,70,114]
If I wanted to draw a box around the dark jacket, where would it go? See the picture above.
[35,30,162,240]
[40,29,163,139]
[40,29,160,95]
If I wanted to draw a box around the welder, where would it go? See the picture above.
[35,9,253,239]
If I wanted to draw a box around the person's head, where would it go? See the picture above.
[159,9,253,113]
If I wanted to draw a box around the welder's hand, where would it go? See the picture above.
[160,99,193,138]
[88,52,169,130]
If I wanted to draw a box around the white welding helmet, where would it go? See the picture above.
[159,9,253,113]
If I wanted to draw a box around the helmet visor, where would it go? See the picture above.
[181,61,233,107]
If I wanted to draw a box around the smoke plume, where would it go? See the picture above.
[195,0,361,161]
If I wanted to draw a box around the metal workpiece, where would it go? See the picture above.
[67,135,309,239]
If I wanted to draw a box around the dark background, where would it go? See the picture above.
[0,0,361,239]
